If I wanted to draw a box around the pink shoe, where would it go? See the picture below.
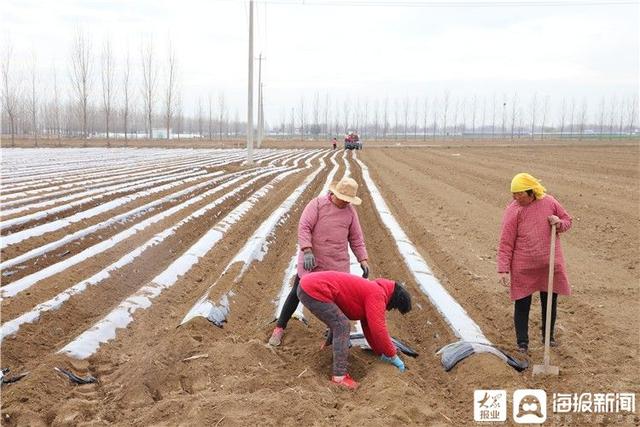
[331,374,358,390]
[268,326,284,346]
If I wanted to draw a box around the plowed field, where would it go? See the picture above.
[1,144,638,426]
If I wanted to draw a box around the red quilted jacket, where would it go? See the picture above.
[300,271,397,357]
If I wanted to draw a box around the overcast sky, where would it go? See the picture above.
[3,0,638,123]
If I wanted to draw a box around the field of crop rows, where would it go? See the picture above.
[1,145,638,425]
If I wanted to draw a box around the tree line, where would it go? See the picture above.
[2,32,638,146]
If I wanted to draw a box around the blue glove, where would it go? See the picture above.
[303,250,316,271]
[380,354,405,372]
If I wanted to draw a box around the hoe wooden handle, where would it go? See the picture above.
[542,223,557,366]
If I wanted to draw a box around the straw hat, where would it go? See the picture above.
[329,177,362,205]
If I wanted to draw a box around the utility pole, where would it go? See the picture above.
[257,53,266,148]
[246,0,254,163]
[258,82,265,147]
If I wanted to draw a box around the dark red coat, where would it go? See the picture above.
[300,271,397,357]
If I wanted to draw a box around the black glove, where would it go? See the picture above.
[361,263,369,279]
[324,329,333,347]
[303,250,316,271]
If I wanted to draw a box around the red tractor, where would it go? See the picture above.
[344,131,361,150]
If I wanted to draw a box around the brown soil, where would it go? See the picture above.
[1,143,638,426]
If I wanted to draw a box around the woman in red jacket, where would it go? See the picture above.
[298,271,412,390]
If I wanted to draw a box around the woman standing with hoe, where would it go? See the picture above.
[497,173,572,354]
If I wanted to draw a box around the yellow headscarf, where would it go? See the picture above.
[510,173,546,199]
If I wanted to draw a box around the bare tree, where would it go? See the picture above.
[218,92,226,140]
[299,96,305,139]
[28,51,39,146]
[1,41,22,146]
[394,99,400,140]
[323,92,330,138]
[413,98,419,140]
[569,97,576,137]
[225,107,231,141]
[373,99,380,140]
[517,106,525,138]
[628,94,638,134]
[141,39,158,138]
[529,93,537,140]
[480,97,487,139]
[312,91,320,138]
[174,91,183,137]
[52,63,62,144]
[608,95,617,140]
[500,94,507,139]
[354,97,361,134]
[208,93,213,140]
[618,97,626,136]
[100,39,115,144]
[540,95,549,140]
[342,98,350,133]
[233,109,240,139]
[402,97,409,140]
[558,97,567,138]
[324,92,331,138]
[490,94,496,139]
[70,29,92,141]
[442,91,450,138]
[19,99,28,137]
[63,102,74,137]
[598,97,606,137]
[289,107,295,138]
[334,103,341,137]
[451,98,459,137]
[279,108,286,139]
[470,95,477,141]
[382,97,389,139]
[122,47,131,144]
[432,96,438,140]
[422,97,429,141]
[459,97,467,139]
[197,98,203,138]
[362,98,369,139]
[164,40,177,140]
[510,93,518,140]
[578,99,588,140]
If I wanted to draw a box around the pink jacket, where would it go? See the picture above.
[497,195,572,301]
[300,271,397,357]
[297,194,368,277]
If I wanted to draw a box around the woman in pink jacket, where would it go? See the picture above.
[298,271,412,389]
[497,173,572,354]
[269,177,370,346]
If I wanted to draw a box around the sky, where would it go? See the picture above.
[2,0,638,125]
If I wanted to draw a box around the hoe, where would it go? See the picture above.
[533,224,560,376]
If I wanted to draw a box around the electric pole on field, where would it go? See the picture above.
[257,53,266,148]
[256,82,264,148]
[246,0,254,164]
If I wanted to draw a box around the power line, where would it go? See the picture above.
[227,0,636,7]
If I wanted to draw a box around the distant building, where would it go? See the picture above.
[152,128,169,139]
